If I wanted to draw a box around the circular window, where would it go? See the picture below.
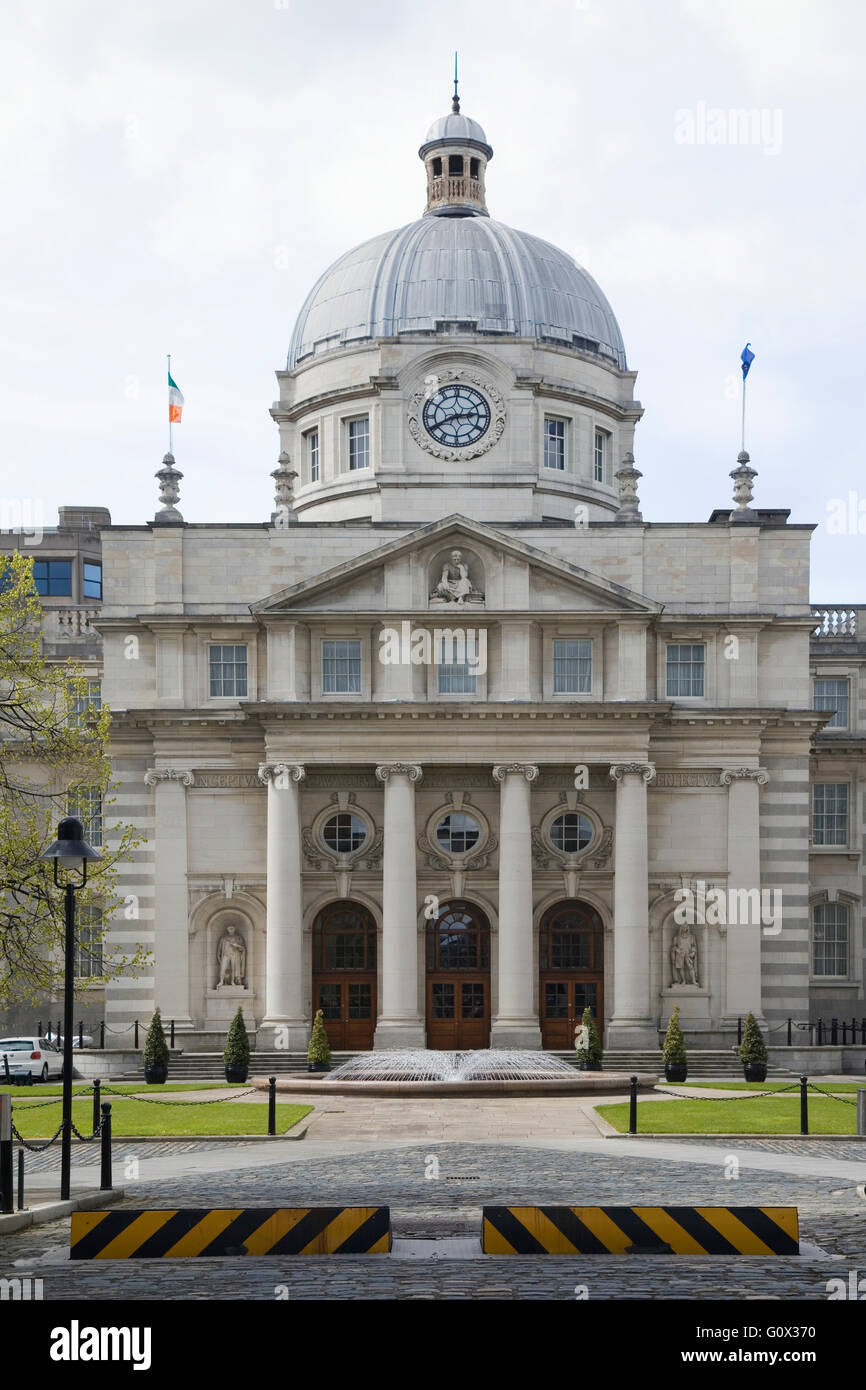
[549,812,593,855]
[322,813,367,854]
[435,812,482,855]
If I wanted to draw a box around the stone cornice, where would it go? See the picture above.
[270,380,387,424]
[513,373,643,423]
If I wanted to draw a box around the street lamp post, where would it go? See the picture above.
[40,817,101,1201]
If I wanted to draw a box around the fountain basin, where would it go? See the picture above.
[251,1073,658,1097]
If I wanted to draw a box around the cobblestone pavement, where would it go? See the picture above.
[2,1141,865,1300]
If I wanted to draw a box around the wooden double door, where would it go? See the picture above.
[539,901,605,1050]
[426,900,491,1050]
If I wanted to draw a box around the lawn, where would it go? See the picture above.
[665,1081,866,1094]
[6,1095,313,1138]
[2,1081,239,1098]
[598,1097,858,1135]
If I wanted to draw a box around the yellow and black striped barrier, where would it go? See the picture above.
[71,1207,391,1258]
[482,1206,799,1255]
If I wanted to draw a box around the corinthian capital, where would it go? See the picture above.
[257,762,306,786]
[609,762,656,784]
[144,768,195,788]
[492,763,539,784]
[375,763,423,784]
[719,767,770,786]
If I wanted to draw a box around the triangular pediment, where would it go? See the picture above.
[252,515,662,617]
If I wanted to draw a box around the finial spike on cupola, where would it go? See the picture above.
[452,51,460,112]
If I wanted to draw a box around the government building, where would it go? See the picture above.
[7,88,864,1059]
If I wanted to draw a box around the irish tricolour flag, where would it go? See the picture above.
[168,372,184,424]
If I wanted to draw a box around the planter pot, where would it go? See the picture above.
[143,1064,168,1085]
[225,1064,248,1084]
[307,1062,331,1073]
[743,1061,767,1083]
[664,1061,688,1083]
[577,1061,602,1072]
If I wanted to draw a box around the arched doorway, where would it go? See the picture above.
[312,901,377,1050]
[426,900,491,1049]
[539,901,605,1049]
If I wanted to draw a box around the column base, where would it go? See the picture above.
[490,1021,543,1050]
[606,1019,659,1049]
[257,1019,310,1051]
[373,1020,426,1049]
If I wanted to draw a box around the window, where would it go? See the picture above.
[438,636,477,694]
[322,639,361,694]
[33,560,72,596]
[553,638,592,693]
[448,154,464,175]
[68,679,101,727]
[75,907,103,979]
[208,644,248,697]
[68,787,102,848]
[549,813,594,855]
[814,678,849,729]
[812,902,849,976]
[83,563,102,600]
[313,903,377,971]
[594,428,609,483]
[322,813,367,854]
[812,783,848,846]
[306,429,319,483]
[347,418,369,471]
[469,157,480,178]
[540,901,604,971]
[431,156,442,177]
[544,417,566,470]
[666,643,706,697]
[435,812,481,855]
[426,901,490,971]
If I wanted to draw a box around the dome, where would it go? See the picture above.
[288,216,627,371]
[420,112,491,154]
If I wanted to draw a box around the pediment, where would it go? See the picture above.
[252,515,662,617]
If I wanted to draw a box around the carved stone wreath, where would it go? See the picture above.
[408,369,507,461]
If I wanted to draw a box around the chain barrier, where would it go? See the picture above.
[806,1081,858,1106]
[11,1119,65,1152]
[99,1084,257,1106]
[653,1083,802,1102]
[70,1113,110,1141]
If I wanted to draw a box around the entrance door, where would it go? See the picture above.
[312,901,377,1050]
[426,901,491,1049]
[539,901,605,1049]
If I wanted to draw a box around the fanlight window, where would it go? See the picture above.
[539,902,604,971]
[426,901,490,971]
[313,902,377,971]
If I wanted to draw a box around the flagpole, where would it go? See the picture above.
[741,373,746,453]
[167,353,172,456]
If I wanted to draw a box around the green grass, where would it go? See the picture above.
[665,1080,866,1094]
[598,1097,858,1135]
[2,1081,240,1098]
[6,1097,312,1139]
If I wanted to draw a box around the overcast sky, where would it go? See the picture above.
[2,0,864,600]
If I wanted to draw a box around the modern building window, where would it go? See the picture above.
[812,783,848,846]
[74,907,103,979]
[322,639,362,693]
[594,428,609,483]
[208,644,248,698]
[33,560,72,596]
[82,562,102,600]
[666,643,706,697]
[68,679,101,727]
[553,638,592,693]
[437,637,477,694]
[435,812,481,855]
[543,417,566,470]
[549,812,594,855]
[813,678,849,729]
[307,428,320,483]
[812,902,849,977]
[347,417,369,471]
[322,813,367,854]
[68,787,103,848]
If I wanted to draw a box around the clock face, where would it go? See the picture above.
[422,383,491,449]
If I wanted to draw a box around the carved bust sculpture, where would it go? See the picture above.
[670,922,699,987]
[430,549,483,605]
[216,921,247,988]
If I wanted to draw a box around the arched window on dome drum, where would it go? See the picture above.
[313,902,377,971]
[432,156,442,177]
[539,902,603,972]
[469,157,479,179]
[448,154,464,176]
[426,901,489,971]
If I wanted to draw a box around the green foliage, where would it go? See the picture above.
[661,1006,687,1064]
[223,1006,250,1066]
[575,1005,603,1063]
[306,1008,332,1065]
[738,1011,768,1063]
[143,1007,169,1070]
[0,552,146,1006]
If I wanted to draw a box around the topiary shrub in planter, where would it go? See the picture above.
[662,1005,688,1083]
[575,1006,603,1071]
[143,1007,169,1084]
[224,1006,250,1083]
[738,1010,768,1082]
[307,1009,332,1073]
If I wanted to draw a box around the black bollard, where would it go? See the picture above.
[78,1021,84,1050]
[0,1095,12,1214]
[817,1018,824,1046]
[134,1019,139,1050]
[17,1149,23,1211]
[2,1054,9,1085]
[800,1075,809,1136]
[92,1079,101,1137]
[737,1017,743,1046]
[170,1019,175,1050]
[99,1103,112,1191]
[628,1075,638,1135]
[787,1017,792,1047]
[831,1017,839,1046]
[268,1075,277,1136]
[99,1021,105,1050]
[37,1021,42,1039]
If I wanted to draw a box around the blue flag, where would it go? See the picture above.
[741,342,755,379]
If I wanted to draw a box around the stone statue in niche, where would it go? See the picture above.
[670,922,699,987]
[430,549,484,605]
[216,921,247,988]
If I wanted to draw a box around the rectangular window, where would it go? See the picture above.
[68,679,102,728]
[594,428,609,483]
[68,787,102,848]
[82,562,102,600]
[437,635,478,694]
[347,418,369,471]
[553,638,592,693]
[812,783,848,846]
[75,907,103,979]
[666,643,706,697]
[322,639,362,694]
[814,677,849,729]
[307,428,319,483]
[812,902,849,976]
[208,644,248,698]
[544,417,566,470]
[33,560,72,596]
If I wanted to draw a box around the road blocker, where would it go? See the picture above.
[482,1205,799,1255]
[70,1207,391,1258]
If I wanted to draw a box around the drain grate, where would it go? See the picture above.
[444,1175,481,1181]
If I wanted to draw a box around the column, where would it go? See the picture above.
[144,769,194,1030]
[720,768,769,1023]
[258,762,308,1048]
[608,762,656,1047]
[374,763,425,1048]
[491,763,542,1048]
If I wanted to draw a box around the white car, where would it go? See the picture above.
[0,1037,65,1084]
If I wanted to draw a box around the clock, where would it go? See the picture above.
[422,383,491,449]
